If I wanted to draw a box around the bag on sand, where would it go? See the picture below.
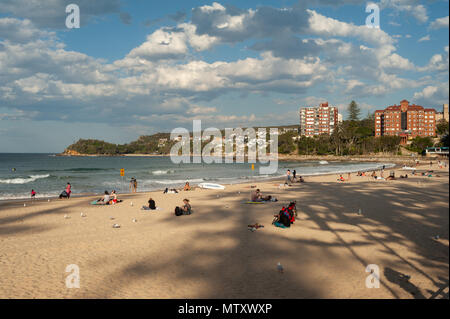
[175,206,183,216]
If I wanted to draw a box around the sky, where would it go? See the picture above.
[0,0,448,153]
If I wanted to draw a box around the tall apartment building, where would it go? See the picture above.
[375,100,436,144]
[299,102,338,136]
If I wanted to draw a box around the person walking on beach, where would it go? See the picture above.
[31,189,36,200]
[293,169,297,182]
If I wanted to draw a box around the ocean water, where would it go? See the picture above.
[0,153,394,201]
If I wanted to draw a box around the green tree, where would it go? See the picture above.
[347,100,361,122]
[436,119,449,136]
[407,136,434,154]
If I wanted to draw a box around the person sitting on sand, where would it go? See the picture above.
[298,176,305,183]
[371,171,377,179]
[148,198,156,210]
[175,199,192,216]
[251,189,273,202]
[183,182,191,191]
[97,191,111,205]
[337,175,345,182]
[110,190,122,204]
[164,188,179,194]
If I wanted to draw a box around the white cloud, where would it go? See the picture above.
[127,28,189,61]
[0,18,54,43]
[429,16,449,30]
[418,35,430,42]
[380,0,428,23]
[418,46,449,73]
[307,10,394,47]
[413,83,449,105]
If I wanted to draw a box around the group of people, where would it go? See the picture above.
[285,169,304,185]
[96,190,122,205]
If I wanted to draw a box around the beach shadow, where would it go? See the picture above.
[69,171,449,299]
[384,267,425,299]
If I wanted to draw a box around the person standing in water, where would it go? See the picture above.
[129,177,137,193]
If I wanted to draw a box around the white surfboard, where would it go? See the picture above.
[198,183,226,190]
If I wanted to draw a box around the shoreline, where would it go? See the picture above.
[0,162,411,204]
[57,151,446,163]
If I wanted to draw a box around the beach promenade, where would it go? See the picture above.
[0,164,448,299]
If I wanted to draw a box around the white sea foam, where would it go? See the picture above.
[0,191,59,201]
[151,178,204,185]
[0,174,50,184]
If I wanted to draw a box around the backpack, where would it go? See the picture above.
[287,203,296,223]
[278,207,291,227]
[175,206,183,216]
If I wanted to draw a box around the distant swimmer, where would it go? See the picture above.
[12,168,16,172]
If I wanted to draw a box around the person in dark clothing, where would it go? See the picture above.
[148,198,156,210]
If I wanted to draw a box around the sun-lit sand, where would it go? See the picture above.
[0,164,448,299]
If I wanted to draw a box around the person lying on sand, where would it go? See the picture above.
[400,174,408,179]
[251,189,275,202]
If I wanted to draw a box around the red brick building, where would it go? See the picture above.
[299,102,339,136]
[375,100,436,144]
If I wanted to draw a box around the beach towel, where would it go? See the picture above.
[245,201,266,204]
[274,221,288,229]
[141,206,161,211]
[90,200,107,205]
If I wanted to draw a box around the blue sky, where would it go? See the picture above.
[0,0,448,152]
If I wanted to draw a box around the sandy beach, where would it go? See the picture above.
[0,164,448,299]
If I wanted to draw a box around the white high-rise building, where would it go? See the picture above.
[299,102,339,136]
